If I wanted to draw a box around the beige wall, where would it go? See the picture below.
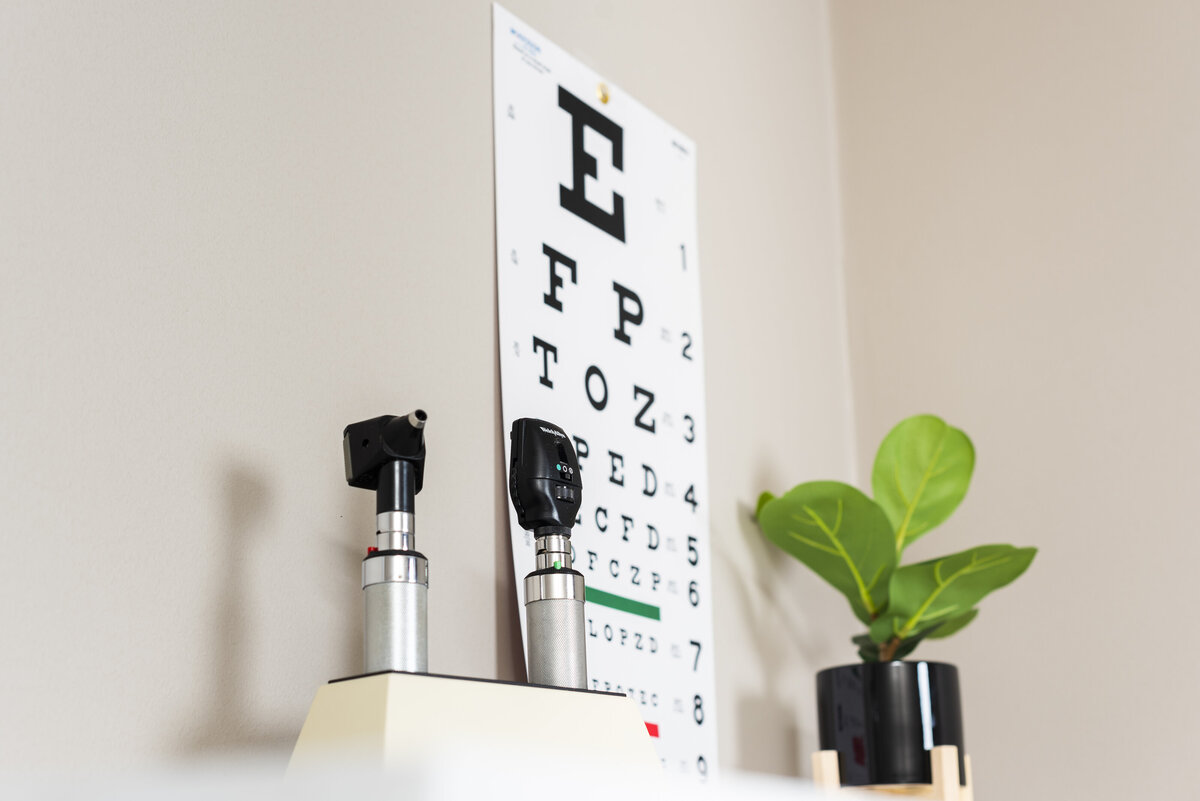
[0,0,855,776]
[832,2,1198,799]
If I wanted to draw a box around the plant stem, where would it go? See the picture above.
[878,637,902,661]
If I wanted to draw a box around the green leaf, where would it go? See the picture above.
[862,619,941,660]
[757,481,896,625]
[892,633,931,660]
[868,614,897,643]
[852,634,880,662]
[886,544,1036,640]
[755,491,776,519]
[865,608,978,658]
[872,415,975,554]
[926,608,979,639]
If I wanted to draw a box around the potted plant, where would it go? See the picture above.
[755,414,1036,788]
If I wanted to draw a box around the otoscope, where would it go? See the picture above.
[343,410,429,674]
[509,418,587,689]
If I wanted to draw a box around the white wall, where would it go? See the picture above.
[832,2,1199,799]
[0,0,855,775]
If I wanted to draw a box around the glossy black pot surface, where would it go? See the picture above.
[816,661,965,786]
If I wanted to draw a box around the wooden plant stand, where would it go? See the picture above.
[812,746,974,800]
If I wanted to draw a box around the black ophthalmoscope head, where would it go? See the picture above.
[509,418,583,536]
[343,410,428,514]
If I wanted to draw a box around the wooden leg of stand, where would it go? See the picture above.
[812,750,842,791]
[929,746,960,801]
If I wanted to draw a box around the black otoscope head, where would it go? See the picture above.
[343,411,427,513]
[509,418,583,536]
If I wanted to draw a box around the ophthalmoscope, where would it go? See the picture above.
[343,410,429,674]
[509,418,587,689]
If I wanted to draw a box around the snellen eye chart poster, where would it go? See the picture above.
[492,4,718,780]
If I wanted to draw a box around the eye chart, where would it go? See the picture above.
[493,5,718,780]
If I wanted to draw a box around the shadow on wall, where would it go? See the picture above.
[716,484,836,775]
[493,309,526,683]
[180,463,360,757]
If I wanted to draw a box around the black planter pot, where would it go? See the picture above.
[816,661,965,787]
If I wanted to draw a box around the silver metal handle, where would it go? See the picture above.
[362,512,429,673]
[524,571,587,689]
